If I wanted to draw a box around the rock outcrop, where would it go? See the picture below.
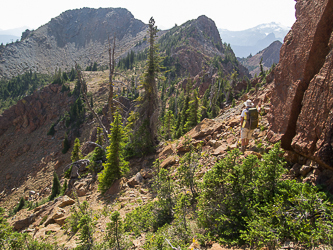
[0,8,147,78]
[0,83,74,201]
[0,84,72,136]
[268,0,333,168]
[12,195,75,231]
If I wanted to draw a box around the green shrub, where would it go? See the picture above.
[64,165,72,179]
[47,123,56,136]
[9,197,26,216]
[71,138,82,163]
[0,208,55,249]
[177,139,201,200]
[62,133,70,154]
[49,172,61,201]
[66,201,95,248]
[60,83,70,93]
[16,197,25,212]
[96,107,103,115]
[197,143,333,248]
[124,202,156,235]
[60,179,68,195]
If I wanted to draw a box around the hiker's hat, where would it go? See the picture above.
[244,99,254,107]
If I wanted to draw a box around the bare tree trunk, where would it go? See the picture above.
[76,63,109,144]
[108,37,116,122]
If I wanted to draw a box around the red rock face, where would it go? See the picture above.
[268,0,333,168]
[0,84,72,136]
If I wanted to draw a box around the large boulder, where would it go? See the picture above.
[12,214,36,231]
[127,172,144,187]
[11,195,75,231]
[268,0,333,169]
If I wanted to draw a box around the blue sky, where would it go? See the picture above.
[0,0,296,31]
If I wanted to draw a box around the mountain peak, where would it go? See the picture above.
[0,7,148,78]
[219,22,289,57]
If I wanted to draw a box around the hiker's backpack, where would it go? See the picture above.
[243,108,258,130]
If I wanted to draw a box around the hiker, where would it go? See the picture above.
[240,99,258,153]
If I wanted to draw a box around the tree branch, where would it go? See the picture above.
[76,63,109,144]
[63,159,91,173]
[85,141,106,151]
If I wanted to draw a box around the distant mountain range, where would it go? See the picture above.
[219,22,290,58]
[0,27,29,44]
[0,35,19,45]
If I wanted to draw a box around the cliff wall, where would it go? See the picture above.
[268,0,333,168]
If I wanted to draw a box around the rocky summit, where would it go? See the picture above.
[0,7,147,79]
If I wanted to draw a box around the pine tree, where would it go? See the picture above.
[98,110,129,194]
[180,94,190,131]
[92,62,98,71]
[163,110,175,140]
[71,138,82,163]
[49,172,61,200]
[155,168,174,225]
[89,127,106,178]
[92,127,105,162]
[105,211,124,249]
[16,197,25,213]
[174,114,183,139]
[139,17,161,149]
[184,89,200,133]
[63,72,68,81]
[174,193,190,233]
[259,57,265,78]
[62,133,70,154]
[60,180,68,195]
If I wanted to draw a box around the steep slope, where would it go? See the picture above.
[0,71,115,209]
[238,40,282,77]
[268,0,333,169]
[0,8,147,79]
[0,83,74,207]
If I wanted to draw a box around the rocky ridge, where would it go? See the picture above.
[238,40,282,77]
[0,8,148,79]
